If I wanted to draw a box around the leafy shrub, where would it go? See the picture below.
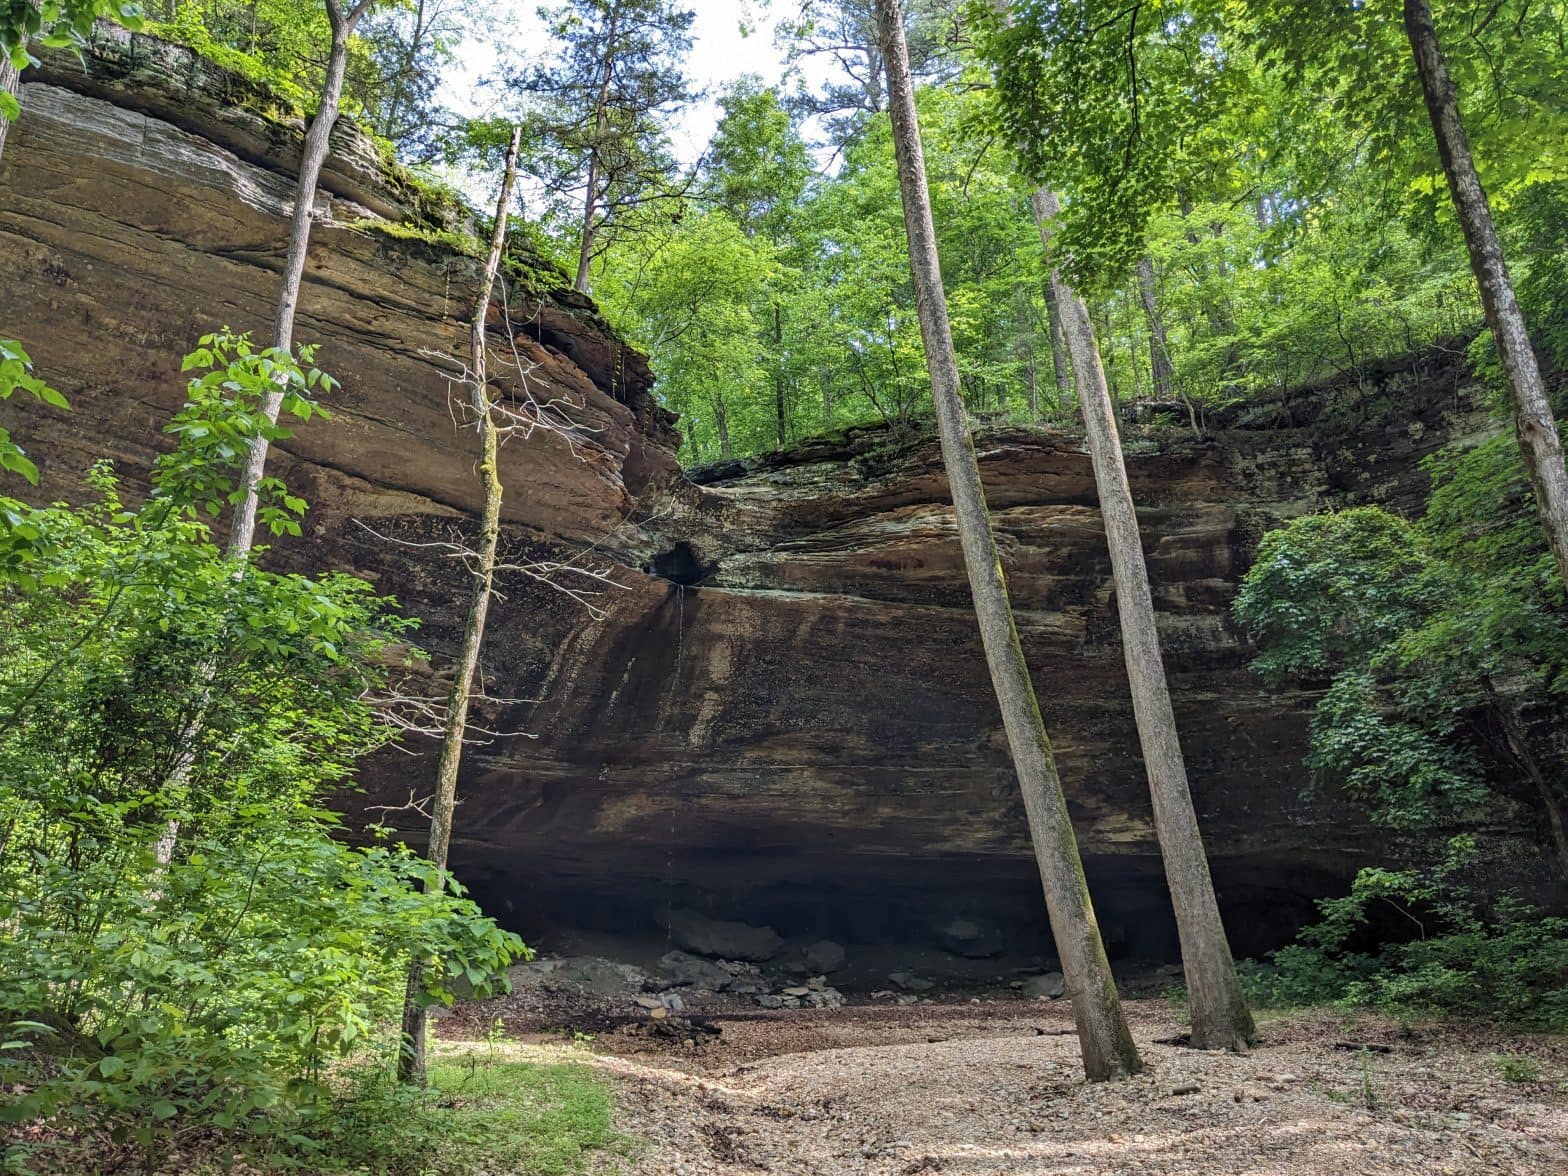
[1234,440,1568,840]
[1243,839,1568,1030]
[1495,1054,1541,1083]
[1235,425,1568,1028]
[0,335,523,1171]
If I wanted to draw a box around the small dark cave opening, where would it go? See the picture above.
[645,540,713,586]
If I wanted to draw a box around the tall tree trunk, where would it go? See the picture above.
[875,0,1142,1083]
[713,395,731,458]
[228,0,371,560]
[1033,189,1256,1053]
[0,57,19,163]
[1125,285,1145,402]
[1137,257,1174,400]
[1042,279,1072,415]
[1404,0,1568,592]
[152,1,372,870]
[774,302,788,449]
[1021,331,1040,419]
[379,0,425,139]
[399,126,523,1086]
[574,155,598,293]
[574,8,619,295]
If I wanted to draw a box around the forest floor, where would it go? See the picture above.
[442,994,1568,1175]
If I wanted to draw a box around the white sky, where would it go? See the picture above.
[445,0,802,166]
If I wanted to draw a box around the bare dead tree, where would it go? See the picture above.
[398,126,522,1085]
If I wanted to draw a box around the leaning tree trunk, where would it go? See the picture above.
[0,56,19,163]
[399,125,523,1086]
[227,0,370,559]
[1404,0,1568,594]
[1033,189,1256,1052]
[875,0,1142,1083]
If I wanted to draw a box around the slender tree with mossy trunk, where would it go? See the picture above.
[1402,0,1568,596]
[148,0,375,871]
[398,125,523,1086]
[1032,187,1256,1053]
[227,0,374,559]
[873,0,1142,1083]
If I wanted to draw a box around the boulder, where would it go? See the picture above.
[936,916,1005,959]
[803,939,847,973]
[657,950,733,991]
[507,956,645,998]
[666,908,783,962]
[1021,971,1066,999]
[888,971,935,992]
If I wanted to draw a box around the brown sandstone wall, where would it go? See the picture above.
[2,37,1546,964]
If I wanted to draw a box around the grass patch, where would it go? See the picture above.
[4,1045,630,1174]
[1493,1053,1541,1084]
[349,218,483,258]
[319,1046,631,1175]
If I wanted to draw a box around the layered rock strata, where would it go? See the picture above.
[2,37,1547,966]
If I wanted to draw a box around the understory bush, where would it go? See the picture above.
[1243,839,1568,1030]
[0,334,522,1172]
[1235,422,1568,1029]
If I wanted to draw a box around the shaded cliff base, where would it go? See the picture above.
[459,848,1354,989]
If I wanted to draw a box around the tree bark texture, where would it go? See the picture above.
[775,302,788,448]
[1403,0,1568,595]
[714,396,731,458]
[875,0,1142,1083]
[227,0,371,560]
[1137,256,1174,400]
[0,57,19,163]
[574,155,598,293]
[1033,189,1256,1052]
[399,124,522,1086]
[1042,277,1073,415]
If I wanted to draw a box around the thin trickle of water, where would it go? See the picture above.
[663,582,686,947]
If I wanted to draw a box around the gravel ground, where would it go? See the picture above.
[452,999,1568,1175]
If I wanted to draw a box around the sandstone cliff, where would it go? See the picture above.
[2,34,1550,966]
